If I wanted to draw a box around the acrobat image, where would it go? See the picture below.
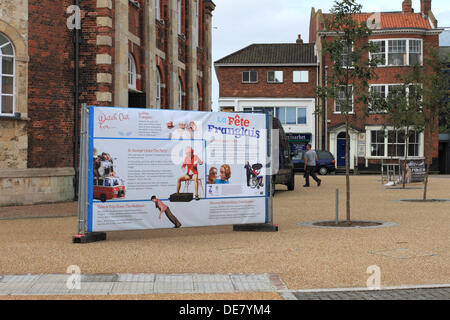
[245,161,264,189]
[151,196,181,228]
[93,151,126,202]
[167,121,198,140]
[207,165,231,184]
[170,146,204,202]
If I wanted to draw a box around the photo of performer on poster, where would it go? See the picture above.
[93,148,126,202]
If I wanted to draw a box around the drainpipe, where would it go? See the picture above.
[316,61,319,150]
[324,65,328,151]
[73,0,81,200]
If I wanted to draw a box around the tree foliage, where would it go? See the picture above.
[316,0,379,221]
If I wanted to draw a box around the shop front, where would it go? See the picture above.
[286,133,312,156]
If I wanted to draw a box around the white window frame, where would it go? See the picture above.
[155,0,161,20]
[0,34,16,116]
[242,71,258,84]
[156,68,161,108]
[267,71,283,83]
[368,83,422,113]
[296,107,307,125]
[369,39,423,67]
[178,77,183,109]
[365,126,424,159]
[293,70,309,83]
[177,0,182,35]
[128,53,137,90]
[334,86,354,114]
[341,42,353,68]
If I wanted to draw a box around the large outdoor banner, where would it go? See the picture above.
[87,107,270,232]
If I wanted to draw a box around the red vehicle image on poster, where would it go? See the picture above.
[93,177,126,202]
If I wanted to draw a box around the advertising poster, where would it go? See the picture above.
[399,159,426,183]
[87,107,270,232]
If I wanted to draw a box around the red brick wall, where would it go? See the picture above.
[323,33,440,161]
[27,0,76,168]
[26,0,212,168]
[217,66,318,98]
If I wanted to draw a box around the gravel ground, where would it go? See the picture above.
[0,175,449,291]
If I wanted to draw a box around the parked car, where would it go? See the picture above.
[93,177,126,202]
[271,116,295,194]
[292,150,336,175]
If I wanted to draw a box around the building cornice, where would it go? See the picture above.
[214,63,320,67]
[318,28,444,37]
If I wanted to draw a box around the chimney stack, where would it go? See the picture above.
[420,0,431,18]
[402,0,413,13]
[296,34,303,44]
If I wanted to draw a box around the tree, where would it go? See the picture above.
[420,45,449,200]
[316,0,379,222]
[369,65,424,189]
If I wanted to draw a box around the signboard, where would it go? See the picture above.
[87,107,270,232]
[286,133,311,142]
[357,133,366,157]
[399,159,426,183]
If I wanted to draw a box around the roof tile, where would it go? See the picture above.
[323,12,431,30]
[215,43,316,65]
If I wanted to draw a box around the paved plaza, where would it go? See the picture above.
[0,175,449,299]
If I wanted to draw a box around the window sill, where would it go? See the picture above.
[333,112,355,115]
[366,156,422,160]
[0,113,29,121]
[372,64,423,68]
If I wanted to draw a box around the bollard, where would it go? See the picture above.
[335,188,339,224]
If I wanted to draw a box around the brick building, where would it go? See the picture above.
[215,37,320,152]
[310,0,443,171]
[0,0,215,206]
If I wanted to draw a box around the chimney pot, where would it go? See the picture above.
[420,0,431,18]
[402,0,413,13]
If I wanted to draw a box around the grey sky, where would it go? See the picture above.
[211,0,450,111]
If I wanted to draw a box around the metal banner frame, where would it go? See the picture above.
[74,106,277,242]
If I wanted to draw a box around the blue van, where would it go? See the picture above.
[292,150,336,175]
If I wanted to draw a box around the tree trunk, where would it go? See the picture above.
[403,129,409,189]
[346,125,351,222]
[423,129,432,201]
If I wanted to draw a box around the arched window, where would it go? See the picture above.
[337,132,347,139]
[196,84,200,111]
[195,0,199,47]
[177,0,182,35]
[128,53,137,90]
[178,77,183,109]
[156,68,161,108]
[155,0,161,20]
[0,33,15,115]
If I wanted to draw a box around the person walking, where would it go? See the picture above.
[304,144,321,187]
[151,196,181,228]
